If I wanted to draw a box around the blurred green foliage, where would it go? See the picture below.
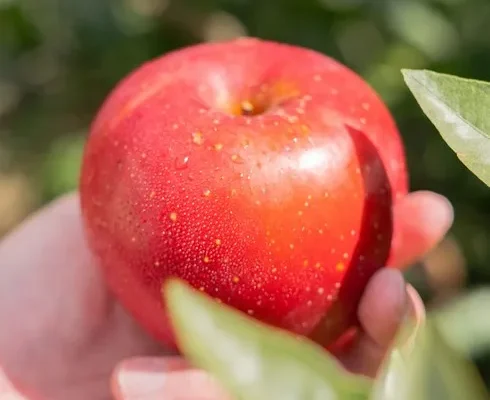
[1,0,489,386]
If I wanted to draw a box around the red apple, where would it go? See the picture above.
[80,37,408,349]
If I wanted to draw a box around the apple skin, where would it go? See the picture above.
[80,37,408,349]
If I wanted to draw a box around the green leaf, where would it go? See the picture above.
[402,69,490,187]
[433,288,490,358]
[372,317,489,400]
[165,279,372,400]
[42,132,85,200]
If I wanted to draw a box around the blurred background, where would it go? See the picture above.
[1,0,489,386]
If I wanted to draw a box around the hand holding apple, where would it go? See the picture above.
[0,191,451,400]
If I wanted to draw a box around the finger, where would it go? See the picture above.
[388,191,454,269]
[399,285,426,356]
[347,286,425,377]
[342,283,425,378]
[359,268,408,347]
[112,357,231,400]
[337,268,408,377]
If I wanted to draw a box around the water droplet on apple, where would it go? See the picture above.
[174,156,189,170]
[231,154,245,164]
[192,132,204,145]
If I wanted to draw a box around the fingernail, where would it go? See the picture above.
[407,285,426,325]
[399,285,426,355]
[114,363,230,400]
[119,356,190,373]
[113,357,189,399]
[416,192,454,233]
[116,367,166,399]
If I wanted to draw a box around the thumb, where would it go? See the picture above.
[112,357,230,400]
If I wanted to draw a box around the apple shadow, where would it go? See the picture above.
[308,124,394,348]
